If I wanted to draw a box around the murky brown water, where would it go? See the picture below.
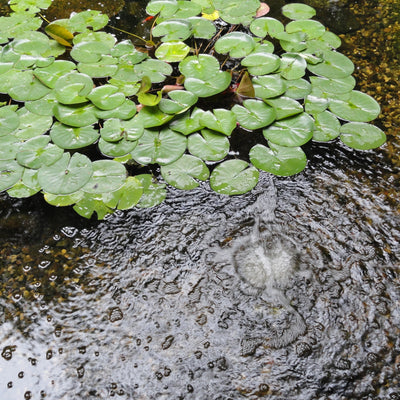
[1,1,400,399]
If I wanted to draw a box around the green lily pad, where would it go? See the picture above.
[210,159,259,195]
[25,92,58,116]
[169,108,205,135]
[22,168,41,191]
[34,60,76,89]
[95,99,137,120]
[0,105,19,136]
[100,117,144,142]
[328,91,381,122]
[118,50,149,66]
[108,78,140,97]
[7,180,40,198]
[82,160,126,193]
[73,192,114,219]
[158,90,198,114]
[87,85,126,111]
[215,32,256,58]
[77,55,119,78]
[0,159,24,191]
[263,112,314,147]
[0,135,21,160]
[265,97,303,120]
[161,154,209,190]
[279,53,307,80]
[73,31,116,48]
[304,88,329,114]
[8,70,51,101]
[38,152,93,195]
[0,13,42,39]
[152,19,192,42]
[275,31,307,52]
[102,176,143,210]
[53,103,98,127]
[340,122,386,150]
[98,137,137,157]
[16,136,63,169]
[187,129,229,161]
[50,122,99,149]
[200,109,236,136]
[155,41,190,62]
[146,0,179,17]
[188,17,216,39]
[250,142,307,176]
[174,1,202,18]
[283,78,311,99]
[69,10,109,32]
[215,0,260,25]
[14,108,53,140]
[135,174,167,208]
[184,71,231,97]
[232,99,276,130]
[54,72,93,104]
[12,32,50,57]
[241,51,280,76]
[249,17,284,38]
[312,110,341,142]
[252,74,287,99]
[281,3,316,20]
[9,0,52,13]
[134,59,173,83]
[179,54,221,80]
[286,20,325,40]
[111,65,140,83]
[307,51,354,78]
[71,40,112,64]
[111,40,137,58]
[131,128,187,165]
[136,106,174,128]
[44,191,84,207]
[191,0,214,13]
[310,75,356,95]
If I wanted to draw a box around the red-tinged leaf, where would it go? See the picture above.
[237,71,255,98]
[256,3,270,18]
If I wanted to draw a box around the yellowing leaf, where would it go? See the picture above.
[45,24,74,47]
[202,10,219,21]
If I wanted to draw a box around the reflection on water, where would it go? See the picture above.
[1,0,400,399]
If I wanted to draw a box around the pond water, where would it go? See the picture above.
[1,0,400,399]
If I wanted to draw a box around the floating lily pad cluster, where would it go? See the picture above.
[0,0,386,218]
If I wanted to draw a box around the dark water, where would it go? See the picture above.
[1,1,400,399]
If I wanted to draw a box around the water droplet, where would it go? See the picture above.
[161,335,174,350]
[39,261,51,269]
[187,384,194,393]
[1,346,15,361]
[7,382,13,389]
[258,384,269,394]
[24,391,32,399]
[61,226,78,238]
[46,350,53,360]
[23,265,31,272]
[77,366,85,378]
[54,326,62,337]
[18,371,24,379]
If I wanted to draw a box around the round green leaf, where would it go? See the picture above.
[187,129,229,161]
[253,74,287,99]
[281,3,316,20]
[0,159,24,191]
[134,59,173,83]
[216,0,260,25]
[155,41,190,62]
[16,136,63,169]
[179,54,220,80]
[135,106,174,128]
[188,17,216,39]
[250,143,307,176]
[50,122,99,149]
[9,0,52,13]
[54,72,93,104]
[161,154,209,189]
[241,52,280,75]
[73,31,116,48]
[152,19,192,42]
[98,138,137,157]
[0,105,19,135]
[82,160,126,193]
[174,1,202,18]
[263,113,314,147]
[249,17,284,38]
[73,192,114,219]
[312,111,341,142]
[146,0,179,17]
[169,108,205,135]
[232,99,276,130]
[307,51,354,78]
[71,40,112,63]
[53,103,98,127]
[15,108,53,140]
[38,152,93,195]
[8,70,51,101]
[286,20,325,39]
[102,176,143,210]
[135,174,167,208]
[158,90,198,114]
[34,60,76,89]
[328,91,381,122]
[340,122,386,150]
[0,135,21,160]
[184,71,231,97]
[215,32,256,58]
[279,53,307,80]
[283,78,311,99]
[310,75,356,95]
[210,159,259,195]
[95,99,137,120]
[77,55,119,78]
[200,109,236,136]
[7,180,40,198]
[44,191,84,206]
[87,85,126,111]
[265,97,303,120]
[276,31,307,52]
[25,92,58,116]
[69,10,109,32]
[131,128,187,165]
